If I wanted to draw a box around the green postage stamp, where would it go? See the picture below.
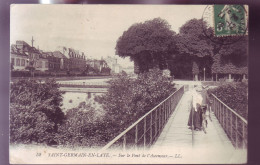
[214,5,247,36]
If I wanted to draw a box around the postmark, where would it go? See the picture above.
[202,5,248,45]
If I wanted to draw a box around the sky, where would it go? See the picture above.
[11,5,207,67]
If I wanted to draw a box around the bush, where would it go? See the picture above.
[10,69,176,147]
[95,68,176,141]
[10,79,65,144]
[208,82,248,119]
[55,102,107,147]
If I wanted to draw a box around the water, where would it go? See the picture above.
[61,92,103,113]
[59,78,109,112]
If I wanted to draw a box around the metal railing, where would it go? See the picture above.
[101,86,185,151]
[210,94,247,149]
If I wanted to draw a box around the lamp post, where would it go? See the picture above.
[203,67,206,81]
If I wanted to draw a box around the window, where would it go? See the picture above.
[45,61,48,68]
[21,59,25,66]
[11,58,15,65]
[37,61,42,68]
[16,58,20,66]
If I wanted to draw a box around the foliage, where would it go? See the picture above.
[175,19,214,78]
[55,102,107,147]
[211,37,248,75]
[168,54,193,79]
[208,82,248,119]
[177,18,247,77]
[177,19,214,58]
[100,67,111,75]
[10,79,65,144]
[116,18,177,73]
[96,68,176,140]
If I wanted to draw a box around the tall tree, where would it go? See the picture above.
[116,18,177,73]
[176,19,214,80]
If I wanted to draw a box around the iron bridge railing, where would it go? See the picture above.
[211,94,247,149]
[100,86,185,151]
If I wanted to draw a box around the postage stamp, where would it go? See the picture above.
[202,5,248,45]
[213,5,247,37]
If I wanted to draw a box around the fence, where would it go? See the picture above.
[101,86,185,151]
[210,94,247,149]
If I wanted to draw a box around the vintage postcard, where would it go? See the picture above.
[10,4,248,164]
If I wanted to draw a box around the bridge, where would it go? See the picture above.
[100,85,247,164]
[58,81,108,94]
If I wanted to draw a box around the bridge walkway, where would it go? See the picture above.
[151,89,247,164]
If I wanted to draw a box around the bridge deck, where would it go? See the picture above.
[151,90,247,164]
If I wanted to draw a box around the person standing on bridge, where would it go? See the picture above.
[188,86,203,131]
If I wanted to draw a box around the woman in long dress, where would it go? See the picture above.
[188,87,203,131]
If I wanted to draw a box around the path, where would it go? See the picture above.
[151,89,247,164]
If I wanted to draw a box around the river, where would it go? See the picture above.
[59,78,110,113]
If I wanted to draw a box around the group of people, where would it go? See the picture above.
[187,85,210,134]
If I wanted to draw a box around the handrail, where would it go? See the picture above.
[211,94,247,124]
[101,86,184,151]
[210,93,248,149]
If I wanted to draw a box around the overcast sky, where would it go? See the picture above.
[11,5,207,67]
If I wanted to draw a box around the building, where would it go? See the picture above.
[59,47,86,72]
[86,59,110,74]
[10,44,29,71]
[103,56,122,74]
[52,51,70,71]
[45,52,61,72]
[11,41,48,72]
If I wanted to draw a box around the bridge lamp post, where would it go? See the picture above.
[204,67,206,81]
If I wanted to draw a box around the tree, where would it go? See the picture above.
[56,102,106,147]
[116,18,177,73]
[176,19,214,80]
[96,69,176,141]
[177,19,214,58]
[211,36,248,78]
[10,79,65,144]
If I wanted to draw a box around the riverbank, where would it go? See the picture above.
[11,75,113,82]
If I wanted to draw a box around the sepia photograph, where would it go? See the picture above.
[9,4,248,164]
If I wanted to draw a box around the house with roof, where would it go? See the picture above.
[10,44,29,71]
[58,47,86,72]
[11,41,48,72]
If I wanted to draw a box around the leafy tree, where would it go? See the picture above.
[56,102,106,147]
[211,36,248,75]
[177,19,214,58]
[96,69,176,140]
[176,18,247,79]
[174,19,214,79]
[10,79,65,144]
[116,18,177,73]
